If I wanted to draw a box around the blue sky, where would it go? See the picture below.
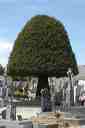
[0,0,85,66]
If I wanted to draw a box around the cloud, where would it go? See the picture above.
[0,40,13,66]
[0,41,13,51]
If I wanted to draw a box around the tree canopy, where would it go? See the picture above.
[7,15,78,77]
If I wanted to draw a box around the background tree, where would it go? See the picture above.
[0,64,4,75]
[7,15,78,96]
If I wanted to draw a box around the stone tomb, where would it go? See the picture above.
[32,112,80,128]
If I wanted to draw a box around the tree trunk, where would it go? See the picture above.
[36,76,50,97]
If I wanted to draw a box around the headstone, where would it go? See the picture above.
[2,110,6,119]
[41,88,52,112]
[6,101,16,120]
[0,98,4,107]
[51,95,56,112]
[0,87,3,97]
[67,68,74,108]
[66,86,70,110]
[11,103,16,120]
[6,104,11,120]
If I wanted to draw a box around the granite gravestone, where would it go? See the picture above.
[41,88,52,112]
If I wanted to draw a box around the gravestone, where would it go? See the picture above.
[6,104,11,120]
[0,98,4,107]
[67,68,74,108]
[11,103,16,120]
[6,101,16,120]
[41,88,52,112]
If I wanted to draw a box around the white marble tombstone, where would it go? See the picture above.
[6,104,11,120]
[66,85,70,108]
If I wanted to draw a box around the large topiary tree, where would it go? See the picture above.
[7,15,78,96]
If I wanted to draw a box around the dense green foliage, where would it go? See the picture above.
[0,64,4,75]
[7,15,78,77]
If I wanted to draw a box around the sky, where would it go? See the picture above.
[0,0,85,67]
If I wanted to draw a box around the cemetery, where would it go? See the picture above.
[0,15,84,128]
